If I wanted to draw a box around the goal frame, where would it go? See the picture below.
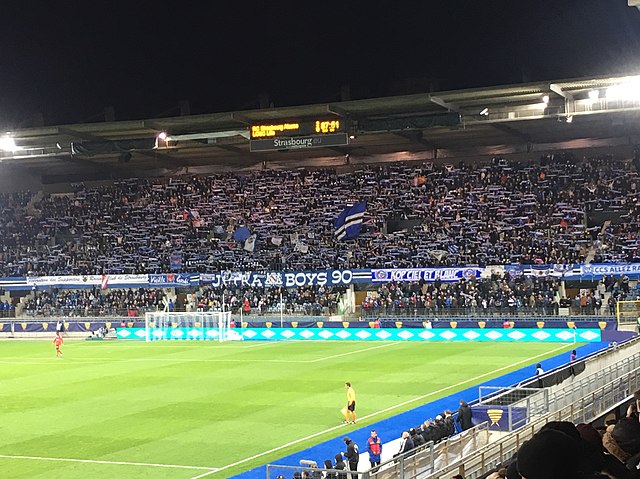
[144,311,237,342]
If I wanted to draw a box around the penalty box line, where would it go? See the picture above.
[0,454,218,471]
[199,343,573,479]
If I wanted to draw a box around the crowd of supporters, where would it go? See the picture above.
[362,276,562,316]
[361,274,635,316]
[194,284,347,316]
[1,154,640,276]
[486,407,640,479]
[18,275,633,317]
[24,288,167,317]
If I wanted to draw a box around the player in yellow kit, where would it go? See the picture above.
[342,382,357,424]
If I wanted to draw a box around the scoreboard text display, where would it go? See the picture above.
[250,119,349,152]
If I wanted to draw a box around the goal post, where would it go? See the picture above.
[144,311,240,342]
[615,300,640,329]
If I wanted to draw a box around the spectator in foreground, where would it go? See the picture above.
[603,416,640,471]
[517,428,594,479]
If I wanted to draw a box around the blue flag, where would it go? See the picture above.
[334,202,366,240]
[233,225,251,242]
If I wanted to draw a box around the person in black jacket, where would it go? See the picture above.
[396,431,414,456]
[342,437,359,478]
[333,453,347,479]
[410,427,425,448]
[457,400,473,431]
[420,420,435,444]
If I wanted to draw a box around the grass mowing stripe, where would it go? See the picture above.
[0,340,575,478]
[0,454,216,470]
[194,343,573,477]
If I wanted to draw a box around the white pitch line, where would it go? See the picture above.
[0,454,217,471]
[0,343,400,365]
[188,468,222,479]
[308,342,400,363]
[204,343,573,477]
[0,356,305,364]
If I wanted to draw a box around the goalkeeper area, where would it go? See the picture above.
[144,312,238,342]
[0,340,582,479]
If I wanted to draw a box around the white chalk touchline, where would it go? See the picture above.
[308,342,400,362]
[0,454,217,471]
[199,343,573,477]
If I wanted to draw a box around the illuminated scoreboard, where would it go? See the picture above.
[250,119,349,152]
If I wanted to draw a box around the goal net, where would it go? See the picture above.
[144,311,241,342]
[615,300,640,328]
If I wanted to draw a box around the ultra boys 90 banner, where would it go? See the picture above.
[2,262,640,291]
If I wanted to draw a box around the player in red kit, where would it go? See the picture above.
[53,333,63,357]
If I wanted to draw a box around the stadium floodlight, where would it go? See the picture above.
[157,131,167,141]
[479,107,489,116]
[606,78,640,101]
[0,135,17,152]
[588,89,600,101]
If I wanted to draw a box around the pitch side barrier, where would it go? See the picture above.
[415,365,640,479]
[376,338,640,479]
[265,338,639,479]
[476,336,640,431]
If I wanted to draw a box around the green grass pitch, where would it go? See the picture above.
[0,339,576,479]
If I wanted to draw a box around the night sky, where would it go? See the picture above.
[1,0,639,127]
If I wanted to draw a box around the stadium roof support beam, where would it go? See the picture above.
[430,95,458,112]
[58,126,189,168]
[549,83,573,100]
[327,104,349,117]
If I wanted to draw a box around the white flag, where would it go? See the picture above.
[271,237,283,246]
[295,242,309,254]
[244,234,257,252]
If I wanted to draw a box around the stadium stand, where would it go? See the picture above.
[23,288,167,317]
[1,153,639,277]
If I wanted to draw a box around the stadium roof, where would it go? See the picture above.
[3,74,640,183]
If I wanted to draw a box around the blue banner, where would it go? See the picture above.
[4,261,640,291]
[372,267,483,283]
[148,273,197,287]
[471,405,528,432]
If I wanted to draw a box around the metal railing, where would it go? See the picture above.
[360,307,614,318]
[419,367,640,479]
[266,337,639,479]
